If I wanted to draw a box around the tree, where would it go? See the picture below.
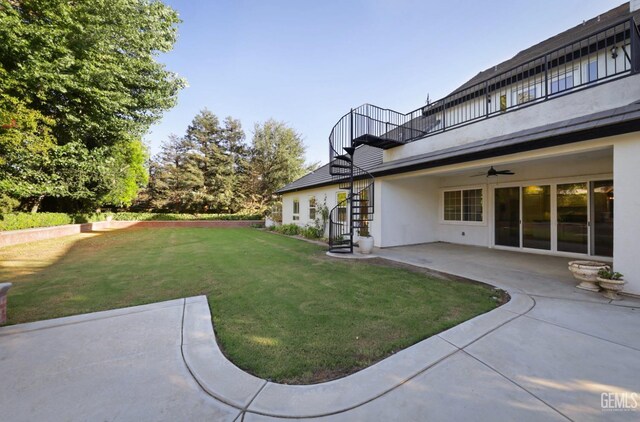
[0,0,185,211]
[147,135,204,212]
[184,110,247,213]
[247,120,318,211]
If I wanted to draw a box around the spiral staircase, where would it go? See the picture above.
[328,104,428,253]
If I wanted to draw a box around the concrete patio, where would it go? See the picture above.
[0,243,639,421]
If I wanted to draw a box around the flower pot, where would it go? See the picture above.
[568,261,610,292]
[359,236,374,254]
[597,277,625,300]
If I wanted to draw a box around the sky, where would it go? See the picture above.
[147,0,626,165]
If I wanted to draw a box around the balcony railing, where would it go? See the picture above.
[336,17,640,147]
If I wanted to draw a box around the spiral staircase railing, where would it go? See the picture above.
[327,105,427,253]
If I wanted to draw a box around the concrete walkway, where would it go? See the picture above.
[1,243,639,421]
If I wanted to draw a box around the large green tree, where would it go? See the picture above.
[184,110,247,213]
[0,0,184,211]
[247,119,318,211]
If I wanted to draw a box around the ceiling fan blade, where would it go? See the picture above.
[496,170,515,175]
[468,172,487,177]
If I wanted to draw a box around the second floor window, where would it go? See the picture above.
[550,71,574,94]
[293,199,300,221]
[512,87,537,106]
[587,60,598,83]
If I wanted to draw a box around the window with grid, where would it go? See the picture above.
[292,199,299,221]
[444,191,462,221]
[444,189,483,222]
[463,189,483,221]
[308,196,317,220]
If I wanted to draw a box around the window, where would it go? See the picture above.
[336,192,347,223]
[587,60,598,82]
[308,196,317,220]
[292,199,299,221]
[443,188,483,222]
[550,71,574,94]
[512,87,536,105]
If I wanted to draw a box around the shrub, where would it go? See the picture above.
[0,212,262,231]
[111,212,263,221]
[0,212,107,231]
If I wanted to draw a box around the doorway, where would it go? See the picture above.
[494,180,613,257]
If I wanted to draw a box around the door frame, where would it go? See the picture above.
[490,173,613,260]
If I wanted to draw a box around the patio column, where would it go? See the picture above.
[613,134,640,296]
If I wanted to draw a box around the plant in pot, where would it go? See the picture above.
[597,269,625,300]
[568,261,610,292]
[358,222,374,254]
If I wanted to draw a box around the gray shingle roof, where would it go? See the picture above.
[276,146,382,194]
[277,100,640,194]
[453,3,640,93]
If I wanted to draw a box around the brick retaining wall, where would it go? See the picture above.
[0,220,263,248]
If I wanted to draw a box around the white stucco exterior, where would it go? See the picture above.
[613,134,640,295]
[279,10,640,297]
[385,74,640,163]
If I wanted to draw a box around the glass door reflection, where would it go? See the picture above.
[522,185,551,250]
[592,180,614,257]
[557,183,588,254]
[495,187,520,247]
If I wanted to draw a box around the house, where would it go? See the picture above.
[276,2,640,297]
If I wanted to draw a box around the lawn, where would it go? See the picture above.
[0,228,503,384]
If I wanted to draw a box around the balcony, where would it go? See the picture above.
[333,17,640,156]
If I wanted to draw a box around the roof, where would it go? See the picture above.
[368,100,640,176]
[276,145,383,194]
[453,3,640,92]
[278,100,640,195]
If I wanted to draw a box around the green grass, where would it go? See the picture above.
[0,228,502,384]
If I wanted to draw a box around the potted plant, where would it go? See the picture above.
[358,223,374,254]
[568,261,610,292]
[597,269,625,300]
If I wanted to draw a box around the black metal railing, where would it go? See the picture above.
[417,17,639,136]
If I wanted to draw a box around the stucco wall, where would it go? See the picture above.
[384,73,640,163]
[378,177,439,247]
[613,136,640,295]
[281,185,343,234]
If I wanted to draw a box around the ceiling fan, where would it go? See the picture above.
[470,166,515,177]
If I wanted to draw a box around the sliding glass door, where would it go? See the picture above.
[557,183,588,254]
[522,185,551,250]
[495,187,520,247]
[493,180,613,257]
[592,180,613,257]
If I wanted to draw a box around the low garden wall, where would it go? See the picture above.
[0,220,263,248]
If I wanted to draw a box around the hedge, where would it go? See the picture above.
[110,213,263,221]
[0,212,264,231]
[0,213,108,231]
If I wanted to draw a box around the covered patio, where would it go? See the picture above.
[376,242,638,305]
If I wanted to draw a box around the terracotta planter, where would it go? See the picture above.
[568,261,610,292]
[597,277,625,300]
[359,236,374,254]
